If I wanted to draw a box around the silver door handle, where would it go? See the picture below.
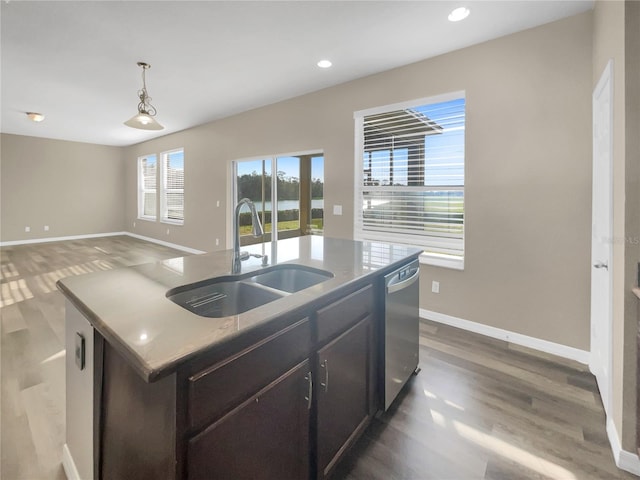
[304,371,313,410]
[594,262,608,270]
[387,268,419,294]
[320,360,329,392]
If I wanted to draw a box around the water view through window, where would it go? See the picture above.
[235,153,324,245]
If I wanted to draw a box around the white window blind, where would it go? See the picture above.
[138,155,157,219]
[161,149,185,224]
[355,93,465,258]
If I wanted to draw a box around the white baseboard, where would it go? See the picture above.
[420,309,590,365]
[62,443,80,480]
[0,231,206,255]
[124,232,205,255]
[0,231,125,247]
[607,416,640,476]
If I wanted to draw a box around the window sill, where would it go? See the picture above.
[161,219,184,226]
[137,216,156,222]
[419,252,464,271]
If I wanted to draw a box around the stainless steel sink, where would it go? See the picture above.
[248,265,333,293]
[167,280,283,318]
[167,264,333,317]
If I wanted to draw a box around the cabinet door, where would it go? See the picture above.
[188,360,312,480]
[316,317,371,479]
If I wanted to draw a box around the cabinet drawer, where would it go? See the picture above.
[188,317,311,429]
[316,284,374,344]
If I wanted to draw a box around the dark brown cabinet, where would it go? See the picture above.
[188,360,312,480]
[316,316,372,479]
[97,282,378,480]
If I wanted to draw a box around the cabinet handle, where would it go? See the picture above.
[320,360,329,393]
[304,372,313,410]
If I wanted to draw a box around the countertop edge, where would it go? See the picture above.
[57,279,156,381]
[59,242,422,383]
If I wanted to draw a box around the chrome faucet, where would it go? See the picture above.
[232,198,264,273]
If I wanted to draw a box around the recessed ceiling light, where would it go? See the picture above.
[26,112,45,122]
[317,59,332,69]
[448,7,470,22]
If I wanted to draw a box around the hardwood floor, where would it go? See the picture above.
[1,236,635,479]
[1,236,190,480]
[335,321,637,480]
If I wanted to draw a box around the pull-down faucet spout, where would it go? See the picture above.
[232,198,264,274]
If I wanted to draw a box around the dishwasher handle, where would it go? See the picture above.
[387,268,419,294]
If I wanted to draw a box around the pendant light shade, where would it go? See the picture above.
[124,62,164,131]
[124,112,164,130]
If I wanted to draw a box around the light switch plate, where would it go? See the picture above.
[333,205,343,215]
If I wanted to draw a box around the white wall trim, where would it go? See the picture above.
[606,416,640,476]
[420,309,590,365]
[419,252,464,271]
[124,232,205,255]
[62,444,81,480]
[0,231,205,255]
[0,231,126,247]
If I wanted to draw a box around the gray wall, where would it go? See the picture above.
[0,134,125,241]
[125,12,594,353]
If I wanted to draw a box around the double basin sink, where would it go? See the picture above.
[167,264,333,318]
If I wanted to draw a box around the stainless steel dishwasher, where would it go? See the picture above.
[384,259,420,410]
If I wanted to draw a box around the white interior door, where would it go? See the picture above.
[590,60,613,416]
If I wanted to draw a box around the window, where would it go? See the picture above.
[354,92,465,269]
[233,152,324,246]
[161,149,185,224]
[138,154,157,220]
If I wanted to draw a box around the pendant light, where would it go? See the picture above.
[124,62,164,130]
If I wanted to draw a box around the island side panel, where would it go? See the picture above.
[64,300,95,480]
[100,339,177,480]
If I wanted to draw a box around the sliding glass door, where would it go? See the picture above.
[233,153,323,246]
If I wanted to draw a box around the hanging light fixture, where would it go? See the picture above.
[124,62,164,130]
[26,112,45,122]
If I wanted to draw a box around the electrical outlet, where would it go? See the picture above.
[432,281,440,294]
[166,228,170,235]
[216,200,220,207]
[133,221,136,228]
[25,226,30,233]
[333,205,343,215]
[44,225,49,231]
[215,238,220,246]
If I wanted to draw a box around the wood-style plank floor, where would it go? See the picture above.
[335,321,638,480]
[1,236,636,479]
[1,236,190,480]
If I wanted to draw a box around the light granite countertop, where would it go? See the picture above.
[58,236,421,382]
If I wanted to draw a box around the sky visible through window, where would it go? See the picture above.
[237,156,324,181]
[235,98,462,188]
[418,97,465,187]
[169,150,184,170]
[366,98,465,188]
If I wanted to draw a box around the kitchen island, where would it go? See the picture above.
[58,236,421,480]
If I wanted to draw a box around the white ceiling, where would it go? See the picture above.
[1,0,594,147]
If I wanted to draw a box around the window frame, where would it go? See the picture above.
[160,148,185,225]
[137,154,157,221]
[229,150,324,247]
[353,91,466,270]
